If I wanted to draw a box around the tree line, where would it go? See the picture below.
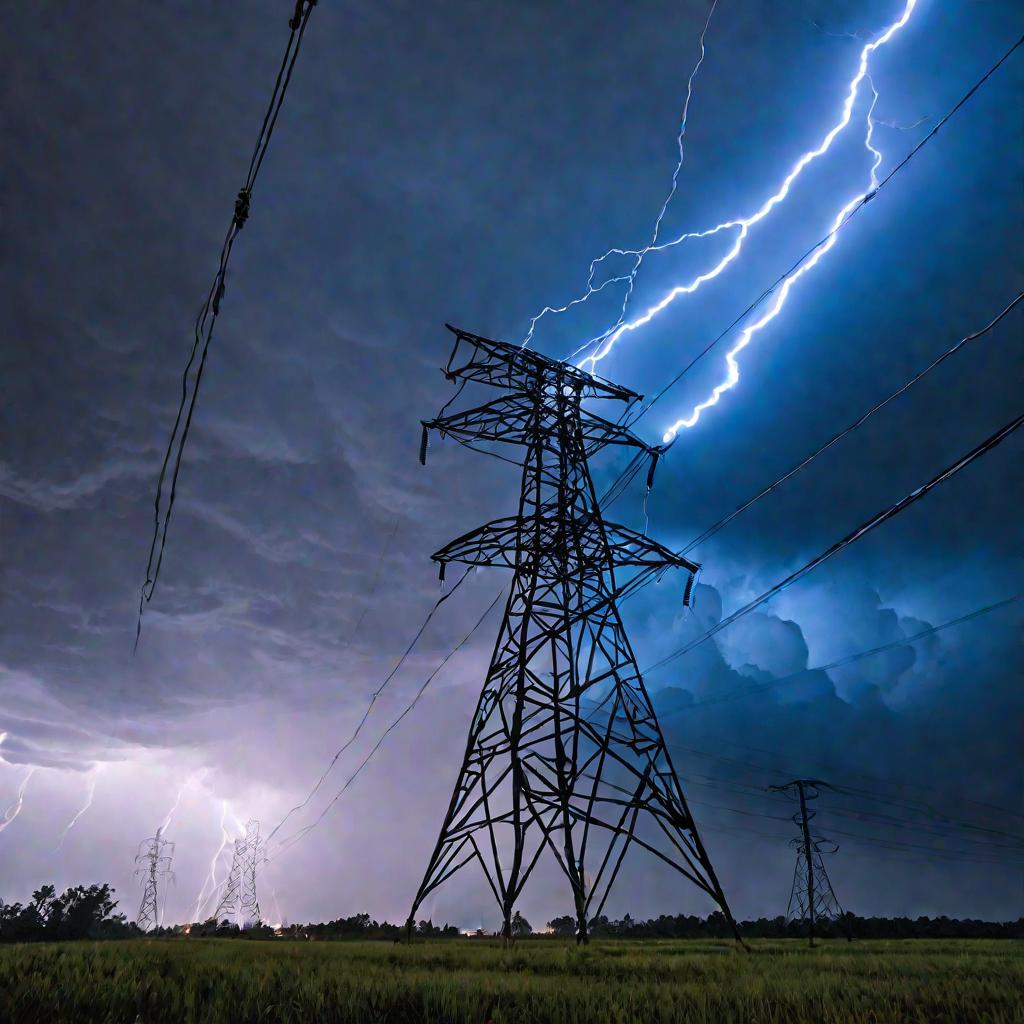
[0,884,135,942]
[2,884,1020,942]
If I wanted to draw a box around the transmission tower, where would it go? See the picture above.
[214,819,264,926]
[768,779,845,945]
[241,820,264,924]
[407,326,739,944]
[135,827,175,932]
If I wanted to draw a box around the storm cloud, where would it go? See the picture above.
[1,0,1021,927]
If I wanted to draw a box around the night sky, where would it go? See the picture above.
[2,0,1022,929]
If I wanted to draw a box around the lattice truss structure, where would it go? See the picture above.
[215,819,264,926]
[136,827,175,932]
[771,780,844,939]
[408,327,739,942]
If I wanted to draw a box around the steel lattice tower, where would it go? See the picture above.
[136,827,174,932]
[407,327,739,943]
[240,820,264,924]
[215,819,264,926]
[769,779,845,945]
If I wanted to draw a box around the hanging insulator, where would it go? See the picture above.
[232,187,251,229]
[438,561,446,583]
[419,424,430,466]
[646,449,661,492]
[682,572,696,608]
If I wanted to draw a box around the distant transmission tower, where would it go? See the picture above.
[136,827,175,932]
[215,819,264,926]
[407,327,738,943]
[241,820,264,924]
[769,779,845,945]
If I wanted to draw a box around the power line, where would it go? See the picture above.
[684,779,1024,864]
[138,0,318,646]
[647,592,1022,711]
[345,518,401,644]
[266,565,476,846]
[680,775,1024,851]
[643,411,1024,675]
[610,296,1023,613]
[597,49,1024,602]
[686,790,1023,867]
[270,586,506,858]
[625,31,1024,432]
[681,729,1024,828]
[674,293,1024,558]
[701,819,1020,869]
[583,667,1024,848]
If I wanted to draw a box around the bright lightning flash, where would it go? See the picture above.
[192,799,240,922]
[523,1,917,440]
[159,768,207,835]
[522,0,719,351]
[660,80,884,442]
[574,0,916,393]
[57,768,100,849]
[0,768,37,836]
[160,786,187,836]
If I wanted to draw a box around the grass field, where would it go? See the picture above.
[1,937,1021,1024]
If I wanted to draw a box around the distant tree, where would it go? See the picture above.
[511,911,532,937]
[547,915,575,938]
[0,883,129,942]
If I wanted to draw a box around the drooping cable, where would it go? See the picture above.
[676,293,1023,557]
[137,1,318,646]
[643,411,1024,674]
[270,587,506,857]
[648,593,1022,709]
[265,565,474,846]
[605,294,1024,614]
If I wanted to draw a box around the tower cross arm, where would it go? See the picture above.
[577,409,658,455]
[440,325,642,404]
[424,399,657,457]
[429,516,698,579]
[603,522,700,574]
[432,517,522,570]
[424,396,536,449]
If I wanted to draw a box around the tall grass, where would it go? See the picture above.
[1,938,1021,1023]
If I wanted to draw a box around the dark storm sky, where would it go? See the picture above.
[1,0,1022,928]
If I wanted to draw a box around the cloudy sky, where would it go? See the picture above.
[2,0,1022,929]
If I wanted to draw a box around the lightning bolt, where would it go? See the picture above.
[57,768,99,849]
[0,768,36,836]
[523,0,719,350]
[158,767,209,836]
[192,799,238,922]
[159,786,185,834]
[573,0,917,384]
[660,79,884,442]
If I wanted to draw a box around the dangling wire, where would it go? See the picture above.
[137,1,318,648]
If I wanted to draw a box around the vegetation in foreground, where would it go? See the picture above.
[1,937,1022,1024]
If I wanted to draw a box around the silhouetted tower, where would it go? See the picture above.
[408,327,738,943]
[215,819,263,925]
[769,779,844,945]
[241,820,264,925]
[136,827,174,932]
[215,838,244,922]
